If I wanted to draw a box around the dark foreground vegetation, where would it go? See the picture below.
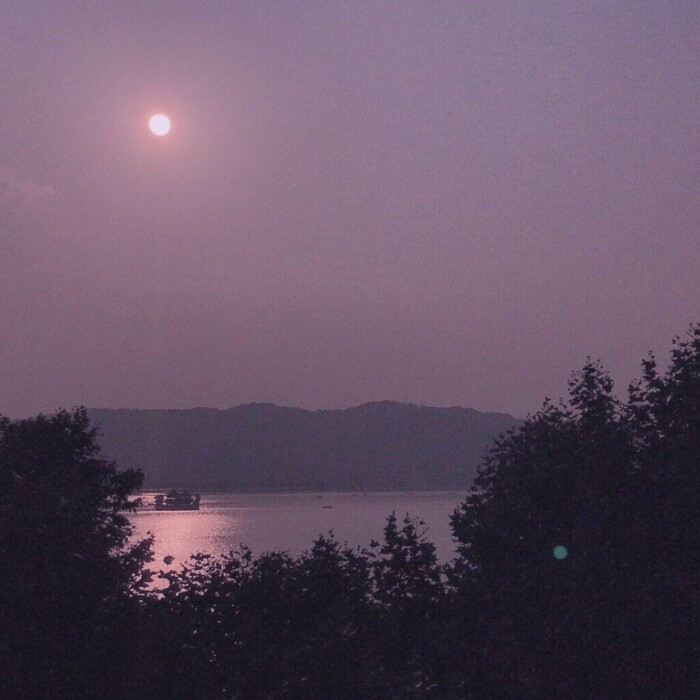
[2,326,699,699]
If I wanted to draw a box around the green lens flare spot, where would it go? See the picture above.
[553,545,568,560]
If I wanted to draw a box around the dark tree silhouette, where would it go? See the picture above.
[0,407,153,698]
[450,326,700,698]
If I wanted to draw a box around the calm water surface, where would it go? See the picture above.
[131,492,468,569]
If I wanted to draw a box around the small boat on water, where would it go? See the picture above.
[154,489,201,511]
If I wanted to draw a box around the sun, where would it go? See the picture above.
[148,113,171,136]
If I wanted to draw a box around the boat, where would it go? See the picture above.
[154,489,201,511]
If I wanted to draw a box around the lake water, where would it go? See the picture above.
[130,491,469,569]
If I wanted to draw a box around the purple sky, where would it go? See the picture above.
[1,1,698,419]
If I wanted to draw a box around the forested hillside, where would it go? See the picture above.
[88,401,517,490]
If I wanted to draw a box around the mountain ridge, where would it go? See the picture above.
[88,402,519,491]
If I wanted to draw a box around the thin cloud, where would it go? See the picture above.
[0,166,56,217]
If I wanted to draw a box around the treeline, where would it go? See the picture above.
[2,326,699,698]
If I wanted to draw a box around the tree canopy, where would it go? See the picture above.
[450,324,700,697]
[0,407,153,698]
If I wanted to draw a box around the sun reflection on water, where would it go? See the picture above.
[130,492,468,576]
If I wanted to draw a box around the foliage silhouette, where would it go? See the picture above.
[450,325,700,697]
[0,407,153,698]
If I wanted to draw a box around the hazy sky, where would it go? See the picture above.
[1,1,698,418]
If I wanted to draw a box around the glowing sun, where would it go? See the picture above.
[148,113,171,136]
